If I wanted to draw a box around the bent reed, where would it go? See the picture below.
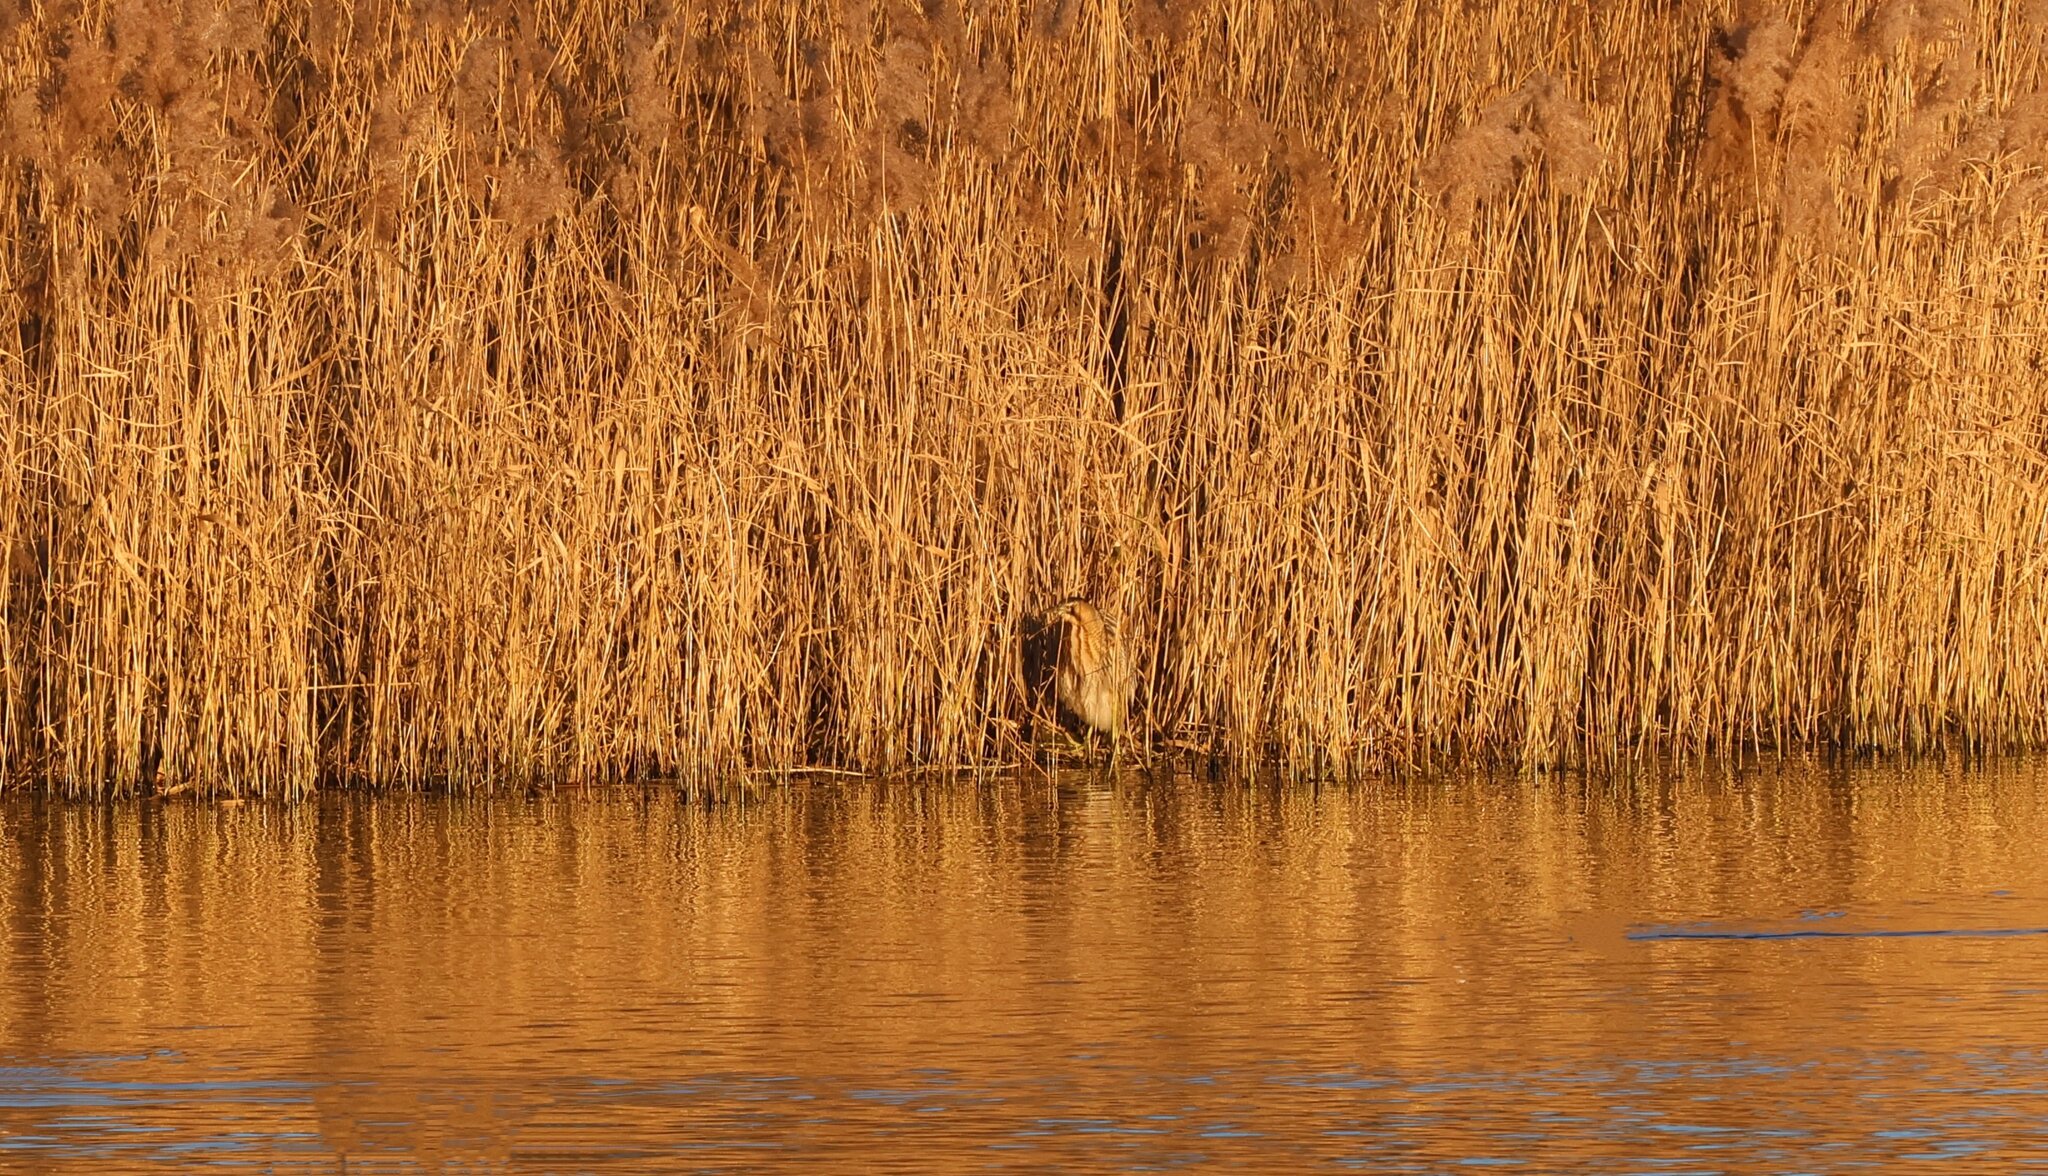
[3,0,2048,796]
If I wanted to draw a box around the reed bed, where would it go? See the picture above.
[2,0,2047,795]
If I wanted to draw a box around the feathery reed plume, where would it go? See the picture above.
[953,58,1015,156]
[1424,74,1604,223]
[866,34,935,209]
[1701,13,1797,177]
[1888,30,1985,206]
[621,22,674,154]
[1775,3,1857,239]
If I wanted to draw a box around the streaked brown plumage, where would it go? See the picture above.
[1042,598,1132,747]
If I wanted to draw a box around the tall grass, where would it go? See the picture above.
[3,0,2048,795]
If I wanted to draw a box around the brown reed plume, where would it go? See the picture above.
[4,0,2048,796]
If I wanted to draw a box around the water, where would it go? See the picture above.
[5,762,2048,1171]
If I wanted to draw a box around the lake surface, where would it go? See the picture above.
[6,762,2048,1170]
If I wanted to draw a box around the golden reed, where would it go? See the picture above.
[1,0,2046,795]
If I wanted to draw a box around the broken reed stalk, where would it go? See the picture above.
[2,0,2047,796]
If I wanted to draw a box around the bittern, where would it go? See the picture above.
[1039,597,1134,761]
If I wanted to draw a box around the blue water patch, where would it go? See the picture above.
[1629,924,2048,942]
[0,1067,314,1110]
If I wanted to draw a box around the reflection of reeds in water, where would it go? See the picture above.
[2,1,2048,794]
[2,767,2045,1163]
